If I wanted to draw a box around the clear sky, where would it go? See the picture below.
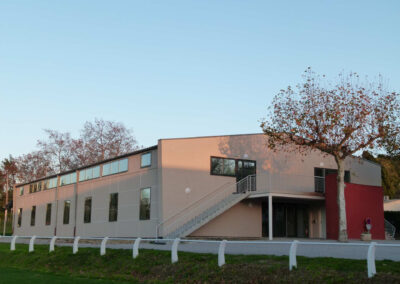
[1,1,399,160]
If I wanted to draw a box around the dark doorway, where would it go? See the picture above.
[262,201,309,238]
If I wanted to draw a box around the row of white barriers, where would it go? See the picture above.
[1,235,399,278]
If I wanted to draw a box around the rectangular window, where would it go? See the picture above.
[49,177,58,189]
[141,152,152,168]
[45,203,52,226]
[30,206,36,226]
[102,159,128,176]
[140,188,151,220]
[19,187,24,196]
[210,157,236,177]
[84,197,92,223]
[109,193,118,222]
[79,166,101,182]
[60,172,77,186]
[63,200,71,225]
[102,163,111,176]
[17,208,22,227]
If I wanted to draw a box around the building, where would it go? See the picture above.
[13,134,385,240]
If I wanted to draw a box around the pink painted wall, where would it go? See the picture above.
[325,174,385,240]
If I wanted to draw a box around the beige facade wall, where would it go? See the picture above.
[159,134,381,237]
[191,200,262,238]
[14,148,159,238]
[13,187,57,236]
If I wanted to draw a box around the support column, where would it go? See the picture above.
[269,194,273,241]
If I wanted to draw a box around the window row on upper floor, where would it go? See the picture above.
[20,152,153,196]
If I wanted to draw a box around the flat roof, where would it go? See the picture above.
[17,145,157,187]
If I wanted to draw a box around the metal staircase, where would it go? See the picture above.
[157,175,255,239]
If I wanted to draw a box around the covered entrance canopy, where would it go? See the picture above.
[249,193,325,240]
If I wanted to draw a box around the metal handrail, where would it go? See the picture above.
[384,219,396,239]
[157,175,255,238]
[156,181,233,238]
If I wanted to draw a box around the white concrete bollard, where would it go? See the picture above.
[289,240,299,271]
[218,240,227,267]
[73,236,80,254]
[367,242,377,278]
[29,235,37,252]
[49,236,57,252]
[10,236,18,251]
[171,238,180,263]
[100,237,109,256]
[133,237,141,259]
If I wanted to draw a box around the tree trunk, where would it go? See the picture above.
[2,175,8,236]
[336,157,348,242]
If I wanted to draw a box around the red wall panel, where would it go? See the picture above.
[325,174,385,240]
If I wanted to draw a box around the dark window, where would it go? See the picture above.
[45,203,52,225]
[84,197,92,223]
[140,188,151,220]
[63,200,71,225]
[109,193,118,222]
[17,208,22,227]
[30,206,36,226]
[141,152,152,168]
[210,157,236,177]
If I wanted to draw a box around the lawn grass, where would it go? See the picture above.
[0,243,399,283]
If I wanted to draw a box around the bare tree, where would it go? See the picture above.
[80,118,139,164]
[16,151,53,183]
[37,130,75,173]
[261,68,400,241]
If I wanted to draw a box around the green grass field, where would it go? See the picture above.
[0,243,399,283]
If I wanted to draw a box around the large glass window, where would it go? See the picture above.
[60,172,77,186]
[211,157,236,177]
[63,200,71,225]
[45,203,52,226]
[30,206,36,226]
[141,153,152,168]
[17,208,22,227]
[84,197,92,223]
[102,159,128,176]
[140,188,151,220]
[19,187,24,196]
[79,166,101,182]
[109,193,118,222]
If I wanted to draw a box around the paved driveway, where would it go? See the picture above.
[1,237,400,261]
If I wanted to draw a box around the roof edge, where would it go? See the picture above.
[16,145,158,187]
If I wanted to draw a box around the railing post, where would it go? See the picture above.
[73,236,80,254]
[10,235,18,251]
[171,238,180,263]
[100,237,109,256]
[133,237,141,259]
[367,242,377,278]
[49,236,57,252]
[289,240,299,271]
[29,235,37,252]
[218,240,227,267]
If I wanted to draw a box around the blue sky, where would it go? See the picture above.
[1,1,399,160]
